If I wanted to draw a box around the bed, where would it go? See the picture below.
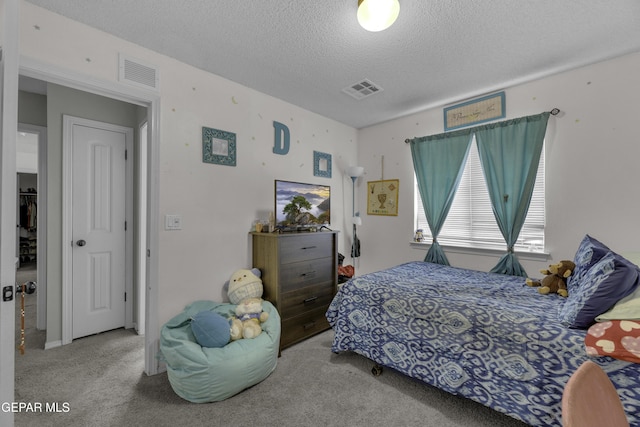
[326,256,640,426]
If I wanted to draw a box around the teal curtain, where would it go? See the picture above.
[474,112,550,276]
[410,129,473,265]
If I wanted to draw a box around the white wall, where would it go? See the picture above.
[19,3,358,331]
[356,52,640,276]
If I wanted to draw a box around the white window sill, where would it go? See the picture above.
[409,241,551,262]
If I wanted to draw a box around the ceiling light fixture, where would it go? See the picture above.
[357,0,400,32]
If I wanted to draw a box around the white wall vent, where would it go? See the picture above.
[118,54,159,91]
[342,78,383,100]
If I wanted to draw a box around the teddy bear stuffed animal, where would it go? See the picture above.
[526,260,576,297]
[226,268,270,339]
[230,297,269,340]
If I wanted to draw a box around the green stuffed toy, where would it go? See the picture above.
[526,260,576,297]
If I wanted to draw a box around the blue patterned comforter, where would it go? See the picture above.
[326,261,640,426]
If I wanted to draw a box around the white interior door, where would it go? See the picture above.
[69,117,130,339]
[0,0,20,424]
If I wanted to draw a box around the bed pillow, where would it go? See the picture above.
[190,311,231,348]
[585,320,640,363]
[567,234,610,291]
[559,251,640,328]
[596,285,640,321]
[597,253,640,321]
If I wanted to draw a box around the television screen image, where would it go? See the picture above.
[275,180,330,228]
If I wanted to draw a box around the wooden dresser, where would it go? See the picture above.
[251,231,338,350]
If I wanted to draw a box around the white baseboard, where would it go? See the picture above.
[44,340,62,350]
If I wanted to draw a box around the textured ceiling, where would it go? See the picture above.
[25,0,640,129]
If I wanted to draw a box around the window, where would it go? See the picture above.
[415,137,545,252]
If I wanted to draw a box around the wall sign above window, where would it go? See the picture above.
[444,91,506,131]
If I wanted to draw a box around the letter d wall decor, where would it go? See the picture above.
[273,121,290,155]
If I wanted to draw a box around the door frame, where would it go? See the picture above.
[136,119,148,336]
[17,122,48,331]
[19,56,161,375]
[62,115,133,344]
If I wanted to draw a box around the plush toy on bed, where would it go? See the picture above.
[227,268,269,340]
[525,260,576,297]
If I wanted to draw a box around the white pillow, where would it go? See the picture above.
[596,285,640,321]
[622,252,640,266]
[596,252,640,321]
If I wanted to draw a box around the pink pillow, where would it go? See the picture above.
[585,320,640,363]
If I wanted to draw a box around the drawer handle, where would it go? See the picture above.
[303,296,318,305]
[301,245,317,250]
[300,270,316,277]
[303,321,316,330]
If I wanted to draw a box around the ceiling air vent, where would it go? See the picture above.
[118,54,159,91]
[342,78,383,100]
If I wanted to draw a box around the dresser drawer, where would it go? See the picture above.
[280,283,335,319]
[281,306,330,348]
[280,257,334,292]
[279,233,333,264]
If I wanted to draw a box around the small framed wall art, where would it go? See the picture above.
[367,179,399,216]
[313,151,332,178]
[202,126,236,166]
[444,91,506,131]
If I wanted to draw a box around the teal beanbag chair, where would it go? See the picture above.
[159,300,281,403]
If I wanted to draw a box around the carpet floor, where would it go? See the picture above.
[14,288,529,427]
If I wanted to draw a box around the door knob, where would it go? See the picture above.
[76,239,86,247]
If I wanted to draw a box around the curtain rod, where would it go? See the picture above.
[404,108,561,143]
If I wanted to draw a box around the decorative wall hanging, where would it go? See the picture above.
[313,151,332,178]
[367,179,399,216]
[273,121,290,155]
[202,126,236,166]
[444,91,506,131]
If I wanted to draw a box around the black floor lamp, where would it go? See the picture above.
[347,166,364,259]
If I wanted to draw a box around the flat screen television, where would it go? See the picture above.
[274,180,330,229]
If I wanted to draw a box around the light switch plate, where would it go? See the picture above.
[165,214,182,230]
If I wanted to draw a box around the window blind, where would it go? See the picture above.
[415,138,545,252]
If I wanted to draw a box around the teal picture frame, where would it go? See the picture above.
[202,126,236,166]
[313,151,332,178]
